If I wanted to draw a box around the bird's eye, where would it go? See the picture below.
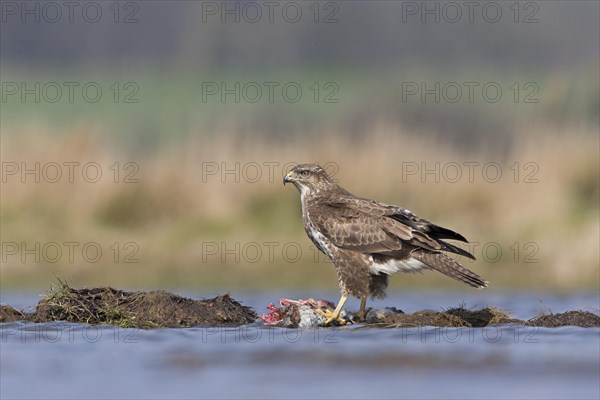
[300,170,310,178]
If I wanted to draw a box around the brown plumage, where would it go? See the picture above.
[283,163,487,323]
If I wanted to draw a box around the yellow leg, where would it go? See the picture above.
[356,296,369,321]
[315,294,348,326]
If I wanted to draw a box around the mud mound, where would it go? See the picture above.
[364,306,515,327]
[18,283,256,328]
[445,306,517,327]
[365,308,462,327]
[0,305,26,323]
[361,306,597,328]
[528,311,600,328]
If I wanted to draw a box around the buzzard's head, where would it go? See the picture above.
[283,164,335,194]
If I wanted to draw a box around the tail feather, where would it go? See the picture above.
[438,240,476,260]
[413,251,488,289]
[427,224,469,242]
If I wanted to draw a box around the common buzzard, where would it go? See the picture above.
[284,164,487,325]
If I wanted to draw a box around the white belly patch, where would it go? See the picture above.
[309,227,333,259]
[369,257,428,275]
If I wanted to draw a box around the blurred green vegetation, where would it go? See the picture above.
[2,66,598,150]
[1,59,598,293]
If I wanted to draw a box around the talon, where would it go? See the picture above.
[315,308,346,326]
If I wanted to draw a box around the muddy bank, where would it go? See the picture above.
[362,306,518,327]
[0,283,256,328]
[260,298,600,329]
[362,307,600,328]
[527,311,600,328]
[1,285,599,328]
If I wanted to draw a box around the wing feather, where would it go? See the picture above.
[311,193,475,260]
[315,209,401,252]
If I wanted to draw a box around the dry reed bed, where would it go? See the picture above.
[1,123,598,290]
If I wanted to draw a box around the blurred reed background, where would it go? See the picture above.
[1,1,598,292]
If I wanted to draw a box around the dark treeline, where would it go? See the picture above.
[1,1,598,70]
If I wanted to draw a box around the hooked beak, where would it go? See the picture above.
[283,172,294,185]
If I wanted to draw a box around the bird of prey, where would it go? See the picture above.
[283,163,487,325]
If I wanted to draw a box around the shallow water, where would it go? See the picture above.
[1,291,599,399]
